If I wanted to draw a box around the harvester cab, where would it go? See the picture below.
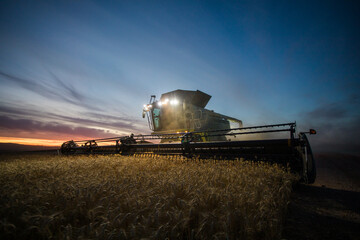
[143,90,242,141]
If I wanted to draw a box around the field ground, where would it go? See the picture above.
[0,154,295,240]
[283,154,360,240]
[1,153,359,239]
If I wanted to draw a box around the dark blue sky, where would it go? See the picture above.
[0,0,359,154]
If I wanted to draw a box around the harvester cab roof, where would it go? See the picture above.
[159,89,211,108]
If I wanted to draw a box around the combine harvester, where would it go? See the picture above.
[61,90,316,183]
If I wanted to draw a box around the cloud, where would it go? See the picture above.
[0,102,147,134]
[0,70,100,111]
[0,105,34,116]
[48,113,140,132]
[309,115,360,155]
[299,99,360,155]
[48,70,86,102]
[0,115,116,140]
[306,102,349,121]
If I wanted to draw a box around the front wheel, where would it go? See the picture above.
[298,133,316,184]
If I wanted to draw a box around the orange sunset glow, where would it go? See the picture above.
[0,137,64,147]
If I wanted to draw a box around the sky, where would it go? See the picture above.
[0,0,359,154]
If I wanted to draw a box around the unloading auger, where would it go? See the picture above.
[60,90,317,184]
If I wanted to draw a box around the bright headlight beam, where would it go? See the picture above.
[170,99,179,105]
[143,104,153,111]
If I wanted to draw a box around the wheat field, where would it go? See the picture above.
[0,154,297,239]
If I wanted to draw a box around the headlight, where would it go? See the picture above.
[143,104,152,111]
[158,98,179,106]
[170,99,179,105]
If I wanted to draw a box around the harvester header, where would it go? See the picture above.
[61,89,317,184]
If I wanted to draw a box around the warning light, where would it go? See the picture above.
[309,129,316,135]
